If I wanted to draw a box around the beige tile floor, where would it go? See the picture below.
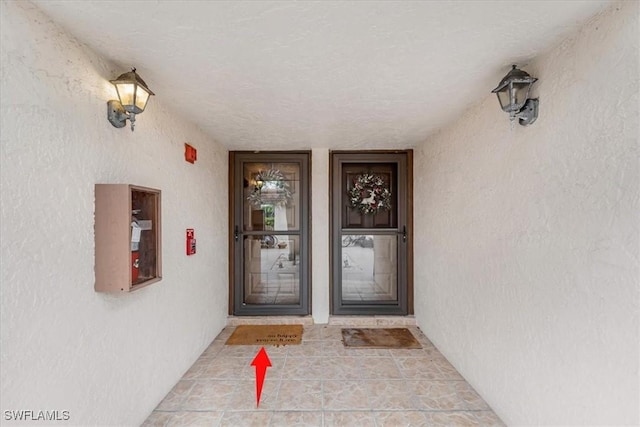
[143,325,505,427]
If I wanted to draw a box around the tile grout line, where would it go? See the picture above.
[271,344,287,412]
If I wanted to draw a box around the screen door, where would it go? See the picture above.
[331,151,411,315]
[231,152,310,315]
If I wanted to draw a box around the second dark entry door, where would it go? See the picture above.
[331,151,412,315]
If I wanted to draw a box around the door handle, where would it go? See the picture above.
[234,226,242,241]
[400,226,406,243]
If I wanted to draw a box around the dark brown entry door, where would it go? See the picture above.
[331,151,411,315]
[230,152,310,315]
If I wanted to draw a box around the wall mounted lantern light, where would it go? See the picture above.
[492,65,539,126]
[107,68,154,131]
[255,178,264,191]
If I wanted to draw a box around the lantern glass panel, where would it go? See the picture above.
[513,82,531,110]
[496,89,512,112]
[135,86,151,112]
[115,82,136,110]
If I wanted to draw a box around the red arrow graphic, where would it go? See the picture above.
[250,347,272,407]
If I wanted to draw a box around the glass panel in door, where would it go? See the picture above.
[341,234,398,302]
[242,162,300,233]
[243,235,300,305]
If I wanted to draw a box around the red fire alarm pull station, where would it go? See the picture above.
[185,143,197,164]
[186,229,196,255]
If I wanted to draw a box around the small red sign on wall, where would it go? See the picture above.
[186,228,196,255]
[185,143,197,164]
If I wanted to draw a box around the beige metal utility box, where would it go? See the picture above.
[94,184,162,292]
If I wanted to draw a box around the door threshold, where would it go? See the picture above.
[227,315,314,326]
[328,315,416,327]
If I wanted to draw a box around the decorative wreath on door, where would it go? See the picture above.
[247,168,293,207]
[349,173,392,215]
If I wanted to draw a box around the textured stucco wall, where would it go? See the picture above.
[413,2,639,425]
[0,1,229,425]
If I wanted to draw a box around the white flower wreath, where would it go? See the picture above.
[247,169,292,206]
[349,173,392,215]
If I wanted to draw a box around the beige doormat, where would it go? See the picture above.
[225,324,303,346]
[342,327,422,349]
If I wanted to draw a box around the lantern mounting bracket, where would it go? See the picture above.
[516,98,539,126]
[107,100,136,130]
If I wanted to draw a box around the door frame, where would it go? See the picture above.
[228,151,312,316]
[329,150,414,315]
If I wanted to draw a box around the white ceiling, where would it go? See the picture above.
[34,0,611,150]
